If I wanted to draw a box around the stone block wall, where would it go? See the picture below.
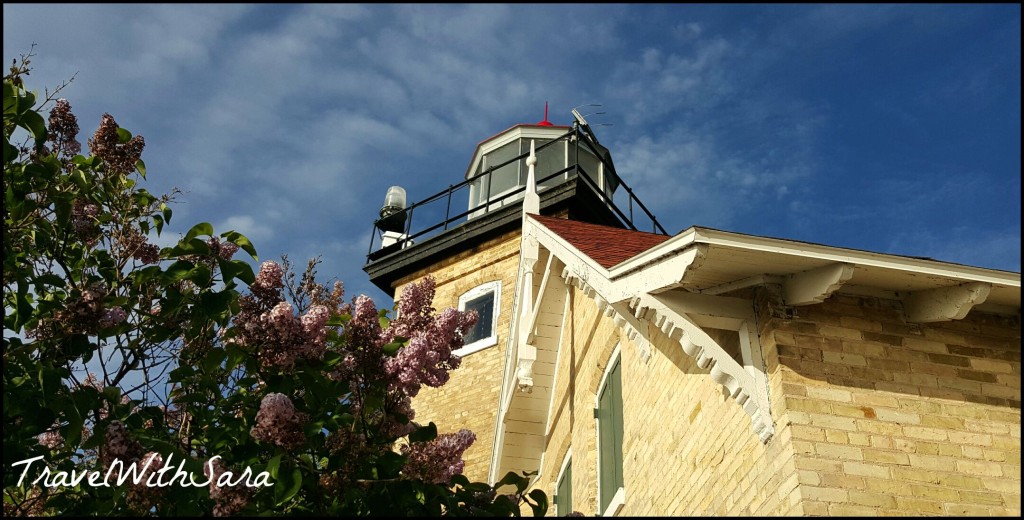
[769,292,1021,516]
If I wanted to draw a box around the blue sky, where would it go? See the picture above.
[4,4,1020,307]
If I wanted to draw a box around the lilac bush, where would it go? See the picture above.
[4,56,548,517]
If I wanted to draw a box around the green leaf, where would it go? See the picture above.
[166,236,212,257]
[4,140,18,164]
[132,264,164,285]
[375,450,406,480]
[63,405,85,448]
[169,364,195,381]
[187,264,213,286]
[266,453,283,479]
[198,289,235,320]
[527,489,549,517]
[33,273,66,288]
[21,89,37,109]
[326,315,350,327]
[184,222,214,242]
[382,340,404,356]
[135,434,181,457]
[70,168,90,189]
[37,364,63,403]
[496,471,527,491]
[163,260,195,282]
[224,345,246,373]
[221,230,258,261]
[409,422,437,443]
[116,127,132,143]
[134,189,157,207]
[322,351,342,367]
[219,258,256,285]
[275,468,303,506]
[14,279,33,330]
[71,154,94,166]
[20,109,47,147]
[53,192,73,229]
[2,81,14,113]
[201,347,228,373]
[136,158,146,178]
[101,385,122,405]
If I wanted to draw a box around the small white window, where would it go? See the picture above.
[455,281,501,356]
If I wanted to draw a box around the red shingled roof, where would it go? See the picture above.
[530,214,671,269]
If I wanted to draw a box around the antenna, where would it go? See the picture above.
[571,103,606,144]
[571,108,588,127]
[571,103,603,128]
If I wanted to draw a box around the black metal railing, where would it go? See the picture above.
[366,125,667,260]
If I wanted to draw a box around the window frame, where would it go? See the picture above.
[595,345,625,516]
[454,280,501,356]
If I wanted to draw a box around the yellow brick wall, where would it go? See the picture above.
[393,230,522,483]
[534,288,801,516]
[391,229,1020,517]
[533,286,1019,517]
[771,292,1021,516]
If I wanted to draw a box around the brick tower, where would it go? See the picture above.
[362,108,665,483]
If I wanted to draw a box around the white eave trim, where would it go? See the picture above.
[688,228,1020,287]
[608,227,702,278]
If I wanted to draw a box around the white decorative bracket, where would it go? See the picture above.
[630,293,775,443]
[562,265,774,443]
[517,344,537,393]
[635,320,652,364]
[903,282,991,323]
[514,238,541,393]
[783,262,854,306]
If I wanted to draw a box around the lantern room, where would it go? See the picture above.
[464,122,619,218]
[364,106,666,296]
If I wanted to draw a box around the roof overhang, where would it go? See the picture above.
[489,215,1020,483]
[606,226,1020,317]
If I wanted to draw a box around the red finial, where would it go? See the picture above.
[536,101,553,126]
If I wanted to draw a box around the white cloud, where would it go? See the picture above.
[673,22,703,42]
[220,215,274,244]
[3,3,1017,314]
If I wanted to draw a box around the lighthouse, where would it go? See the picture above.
[362,106,665,484]
[360,106,1021,517]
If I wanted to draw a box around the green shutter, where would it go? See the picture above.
[556,460,572,515]
[598,357,624,513]
[598,380,613,512]
[611,359,624,490]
